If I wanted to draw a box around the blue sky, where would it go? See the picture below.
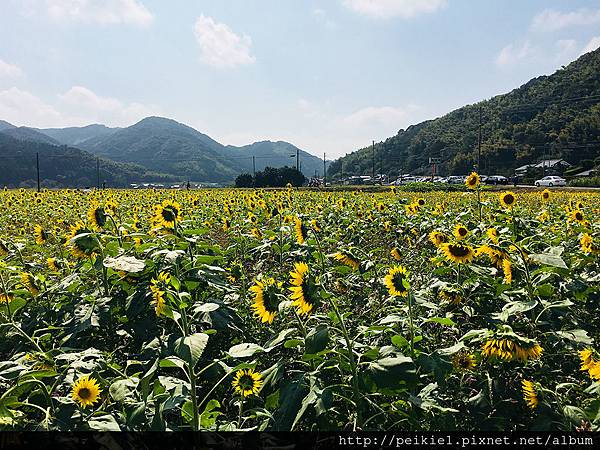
[1,0,600,158]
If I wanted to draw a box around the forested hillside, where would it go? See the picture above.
[329,48,600,178]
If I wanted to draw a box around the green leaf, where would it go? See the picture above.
[554,329,593,345]
[227,343,264,358]
[304,324,329,354]
[175,333,209,368]
[529,253,568,269]
[437,341,466,356]
[424,317,456,327]
[365,356,417,390]
[200,399,221,429]
[88,413,121,431]
[391,334,409,349]
[109,378,138,402]
[103,255,145,273]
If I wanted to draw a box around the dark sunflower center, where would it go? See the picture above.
[78,387,91,400]
[238,375,254,390]
[448,244,470,257]
[161,207,177,222]
[575,212,583,221]
[94,208,106,226]
[504,194,514,204]
[263,286,279,312]
[458,228,467,236]
[392,273,407,292]
[457,356,470,368]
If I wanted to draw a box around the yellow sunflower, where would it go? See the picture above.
[439,289,462,305]
[481,338,543,362]
[429,231,447,247]
[71,375,102,408]
[453,224,469,240]
[288,262,316,315]
[87,201,107,230]
[541,189,551,201]
[249,277,281,324]
[232,368,263,397]
[294,217,307,245]
[47,257,59,272]
[150,271,170,316]
[390,247,402,261]
[569,209,585,225]
[332,251,360,270]
[465,172,480,189]
[440,243,475,264]
[502,258,512,284]
[580,233,599,254]
[383,265,410,298]
[499,191,517,209]
[20,272,39,296]
[486,228,499,244]
[34,224,48,245]
[65,222,98,259]
[453,352,476,371]
[522,380,538,409]
[153,199,182,228]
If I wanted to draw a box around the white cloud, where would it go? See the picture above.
[580,36,600,56]
[0,59,22,78]
[193,15,256,69]
[531,8,600,32]
[342,0,448,19]
[555,39,577,62]
[0,87,66,127]
[0,85,159,128]
[44,0,154,26]
[495,41,534,67]
[58,86,160,126]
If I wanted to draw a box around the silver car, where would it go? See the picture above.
[534,176,566,187]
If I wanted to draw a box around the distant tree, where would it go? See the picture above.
[235,173,254,187]
[278,166,305,187]
[245,166,306,188]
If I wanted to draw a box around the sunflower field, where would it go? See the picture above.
[0,178,599,431]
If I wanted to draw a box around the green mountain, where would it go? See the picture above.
[229,141,329,178]
[63,116,325,182]
[0,120,16,131]
[2,127,61,145]
[329,48,600,179]
[37,124,120,146]
[0,133,176,188]
[72,116,245,183]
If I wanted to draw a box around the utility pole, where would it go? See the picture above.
[96,157,100,190]
[372,140,375,181]
[340,160,344,185]
[296,148,299,171]
[252,155,256,177]
[477,106,482,172]
[323,152,326,187]
[36,152,40,192]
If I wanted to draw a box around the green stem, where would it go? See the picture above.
[407,293,415,357]
[329,295,361,430]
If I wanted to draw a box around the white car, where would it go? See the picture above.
[534,176,566,187]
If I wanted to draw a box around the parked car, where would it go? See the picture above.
[534,176,566,187]
[446,176,465,184]
[486,175,509,185]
